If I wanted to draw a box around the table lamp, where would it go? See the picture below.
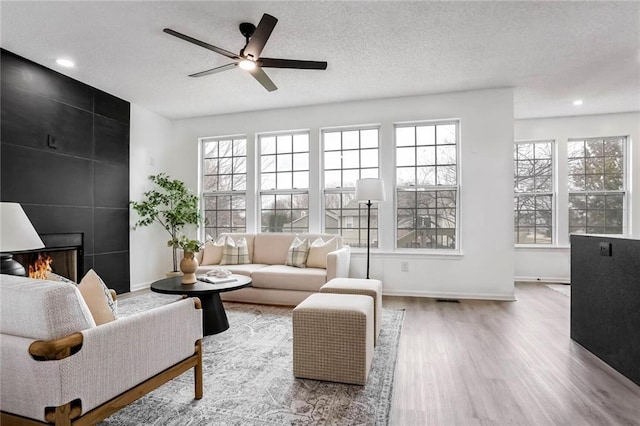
[0,202,45,276]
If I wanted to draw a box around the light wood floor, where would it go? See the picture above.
[385,282,640,425]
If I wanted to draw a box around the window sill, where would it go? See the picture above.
[515,245,570,251]
[351,250,464,260]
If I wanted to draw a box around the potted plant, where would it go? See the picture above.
[130,173,203,275]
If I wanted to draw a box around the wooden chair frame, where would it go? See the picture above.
[1,299,203,426]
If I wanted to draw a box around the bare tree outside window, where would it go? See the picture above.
[201,137,247,239]
[567,137,626,235]
[396,122,458,250]
[323,127,380,247]
[260,132,310,232]
[514,140,554,244]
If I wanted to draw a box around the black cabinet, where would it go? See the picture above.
[570,234,640,386]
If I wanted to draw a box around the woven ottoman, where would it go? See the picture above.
[293,293,373,385]
[320,278,382,345]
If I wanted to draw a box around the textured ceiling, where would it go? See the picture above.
[1,1,639,120]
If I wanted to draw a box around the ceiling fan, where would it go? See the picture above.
[164,13,327,92]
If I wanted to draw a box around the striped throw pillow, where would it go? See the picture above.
[285,237,309,268]
[220,236,250,265]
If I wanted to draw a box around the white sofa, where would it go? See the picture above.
[0,274,203,425]
[195,233,351,306]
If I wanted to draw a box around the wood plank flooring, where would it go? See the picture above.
[385,282,640,425]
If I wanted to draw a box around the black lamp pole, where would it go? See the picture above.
[365,199,372,279]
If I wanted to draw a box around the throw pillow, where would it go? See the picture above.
[77,269,117,325]
[201,236,225,265]
[285,237,309,268]
[306,237,339,269]
[220,236,250,265]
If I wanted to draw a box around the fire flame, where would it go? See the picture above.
[29,254,53,280]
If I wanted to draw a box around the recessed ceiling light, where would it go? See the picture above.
[56,59,75,68]
[573,99,583,106]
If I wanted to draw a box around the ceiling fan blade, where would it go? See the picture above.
[259,58,328,70]
[163,28,239,60]
[248,67,277,92]
[244,14,278,59]
[189,63,238,78]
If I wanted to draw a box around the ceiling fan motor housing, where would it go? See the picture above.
[239,22,256,39]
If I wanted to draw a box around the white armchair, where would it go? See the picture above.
[0,275,203,426]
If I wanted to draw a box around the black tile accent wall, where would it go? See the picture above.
[0,48,130,294]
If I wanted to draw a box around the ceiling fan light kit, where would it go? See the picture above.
[164,13,327,92]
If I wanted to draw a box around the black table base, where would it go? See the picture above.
[149,275,252,336]
[200,293,229,335]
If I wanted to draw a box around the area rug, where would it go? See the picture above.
[101,292,404,425]
[545,284,571,297]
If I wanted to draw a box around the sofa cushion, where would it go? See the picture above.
[201,237,225,265]
[307,237,339,269]
[219,233,256,262]
[78,269,117,325]
[285,237,309,268]
[251,265,327,292]
[220,236,250,265]
[253,233,296,265]
[0,274,96,340]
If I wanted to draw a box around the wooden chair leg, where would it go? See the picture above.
[53,403,72,426]
[194,339,203,400]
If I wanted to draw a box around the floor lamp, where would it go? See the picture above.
[0,202,45,276]
[355,178,386,279]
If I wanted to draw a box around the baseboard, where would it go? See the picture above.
[515,276,571,284]
[382,289,516,301]
[130,280,152,292]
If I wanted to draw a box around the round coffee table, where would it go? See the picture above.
[150,275,252,335]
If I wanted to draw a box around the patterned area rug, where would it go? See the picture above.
[101,292,404,425]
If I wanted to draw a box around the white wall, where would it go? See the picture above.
[514,112,640,283]
[129,104,179,290]
[169,88,516,300]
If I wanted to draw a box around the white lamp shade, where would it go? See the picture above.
[0,203,45,252]
[355,178,386,203]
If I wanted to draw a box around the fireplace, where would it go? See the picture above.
[13,233,83,282]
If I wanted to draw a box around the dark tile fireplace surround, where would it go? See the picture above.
[0,49,131,293]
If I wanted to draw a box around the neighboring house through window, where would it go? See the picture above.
[201,136,247,238]
[322,127,380,248]
[395,121,459,250]
[514,140,554,244]
[259,132,310,233]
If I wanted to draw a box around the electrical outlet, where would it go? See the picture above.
[401,261,409,272]
[599,242,612,257]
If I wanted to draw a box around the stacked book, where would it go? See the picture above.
[196,269,236,284]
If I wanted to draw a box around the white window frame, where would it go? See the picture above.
[258,130,310,233]
[199,135,248,239]
[321,125,381,248]
[394,120,461,251]
[514,139,556,245]
[567,135,628,236]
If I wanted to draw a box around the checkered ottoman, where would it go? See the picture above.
[320,278,382,345]
[292,293,373,385]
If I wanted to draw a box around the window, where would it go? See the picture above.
[395,122,458,249]
[259,132,309,232]
[323,128,379,248]
[514,141,554,244]
[567,136,626,235]
[201,137,247,238]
